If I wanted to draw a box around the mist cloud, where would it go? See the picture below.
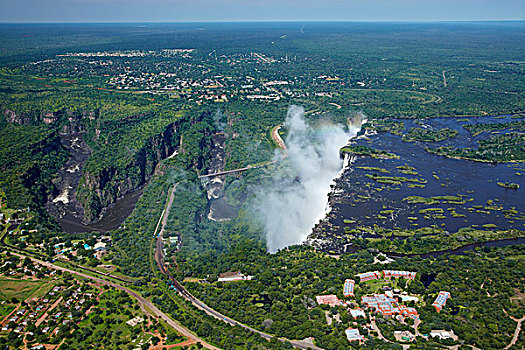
[255,105,364,253]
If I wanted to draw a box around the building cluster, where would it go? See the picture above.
[361,293,418,319]
[0,281,95,343]
[0,258,159,349]
[22,46,370,109]
[59,49,194,58]
[356,270,416,283]
[53,235,111,260]
[316,270,423,344]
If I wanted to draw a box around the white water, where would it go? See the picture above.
[256,106,364,253]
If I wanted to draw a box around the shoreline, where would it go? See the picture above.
[316,119,366,239]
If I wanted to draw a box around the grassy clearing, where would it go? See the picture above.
[0,279,44,301]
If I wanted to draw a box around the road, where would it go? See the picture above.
[1,220,218,350]
[6,250,219,350]
[271,123,288,156]
[198,123,288,179]
[153,185,321,350]
[503,309,525,350]
[370,319,389,342]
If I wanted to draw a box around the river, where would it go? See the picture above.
[308,114,525,254]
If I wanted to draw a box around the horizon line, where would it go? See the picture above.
[1,19,525,25]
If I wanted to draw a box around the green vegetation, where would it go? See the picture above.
[181,243,525,349]
[365,173,427,186]
[367,119,404,135]
[428,133,525,163]
[356,166,390,173]
[497,181,520,189]
[0,279,44,301]
[1,22,525,350]
[341,145,399,159]
[403,127,458,142]
[464,120,525,136]
[403,195,465,205]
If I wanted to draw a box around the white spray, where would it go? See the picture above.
[256,105,364,253]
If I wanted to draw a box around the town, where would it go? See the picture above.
[315,270,453,345]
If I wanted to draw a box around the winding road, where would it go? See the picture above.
[153,184,321,350]
[503,309,525,350]
[198,124,287,179]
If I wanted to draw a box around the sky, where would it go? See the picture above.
[0,0,524,23]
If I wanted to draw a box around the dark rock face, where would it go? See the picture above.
[76,121,184,222]
[45,132,92,229]
[4,106,210,228]
[74,111,210,224]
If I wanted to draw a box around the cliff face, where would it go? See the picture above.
[2,108,96,129]
[75,112,210,223]
[3,106,211,228]
[22,131,68,208]
[76,122,178,222]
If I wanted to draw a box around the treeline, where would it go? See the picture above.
[402,127,457,143]
[0,117,68,226]
[428,133,525,163]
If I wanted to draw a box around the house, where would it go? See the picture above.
[345,328,364,342]
[432,291,451,312]
[93,242,107,252]
[349,309,366,319]
[217,271,253,282]
[343,279,355,297]
[430,330,454,339]
[356,271,381,282]
[126,316,144,327]
[315,295,341,307]
[383,270,416,280]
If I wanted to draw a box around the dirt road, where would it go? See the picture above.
[271,124,288,155]
[504,309,524,350]
[9,251,219,350]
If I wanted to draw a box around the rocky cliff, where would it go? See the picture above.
[3,106,211,227]
[75,112,211,223]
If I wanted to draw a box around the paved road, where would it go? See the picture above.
[198,124,287,179]
[7,250,219,350]
[153,186,321,350]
